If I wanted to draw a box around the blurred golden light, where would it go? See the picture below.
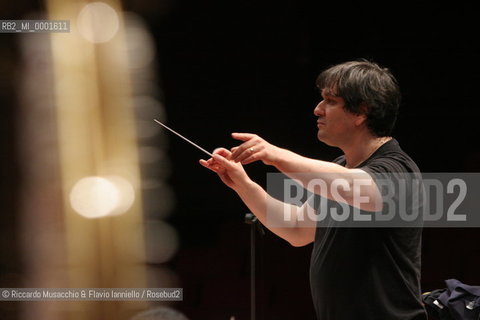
[124,13,156,69]
[136,120,161,139]
[77,2,119,43]
[144,221,179,264]
[108,175,136,216]
[133,96,165,120]
[138,146,163,163]
[69,175,134,218]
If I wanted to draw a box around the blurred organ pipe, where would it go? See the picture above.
[17,2,177,319]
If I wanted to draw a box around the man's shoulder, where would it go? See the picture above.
[365,138,420,173]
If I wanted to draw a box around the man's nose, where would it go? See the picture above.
[314,101,325,116]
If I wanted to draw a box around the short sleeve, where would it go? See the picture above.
[360,152,424,227]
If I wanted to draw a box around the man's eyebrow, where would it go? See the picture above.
[321,88,338,98]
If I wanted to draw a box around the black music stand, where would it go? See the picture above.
[245,213,265,320]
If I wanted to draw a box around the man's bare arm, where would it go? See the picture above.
[230,133,382,212]
[200,148,315,247]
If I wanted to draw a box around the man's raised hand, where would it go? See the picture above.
[230,133,280,166]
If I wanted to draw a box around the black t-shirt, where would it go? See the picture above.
[309,139,427,320]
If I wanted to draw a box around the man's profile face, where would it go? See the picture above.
[314,89,360,146]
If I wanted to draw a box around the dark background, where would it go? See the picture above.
[2,1,480,319]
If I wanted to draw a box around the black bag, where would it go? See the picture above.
[422,279,480,320]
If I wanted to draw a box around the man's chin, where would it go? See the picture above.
[317,132,326,143]
[317,133,335,147]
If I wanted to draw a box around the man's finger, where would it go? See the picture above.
[199,159,214,169]
[230,146,243,162]
[230,138,256,159]
[240,155,257,165]
[213,147,232,158]
[212,153,236,170]
[199,159,224,174]
[199,159,213,170]
[233,148,256,163]
[231,141,258,162]
[231,132,256,142]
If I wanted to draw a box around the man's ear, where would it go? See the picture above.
[354,102,368,126]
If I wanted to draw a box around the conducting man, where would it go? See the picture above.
[200,60,427,320]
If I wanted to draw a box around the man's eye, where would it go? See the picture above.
[326,99,335,104]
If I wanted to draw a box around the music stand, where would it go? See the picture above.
[245,213,265,320]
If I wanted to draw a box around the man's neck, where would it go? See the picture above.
[342,134,392,168]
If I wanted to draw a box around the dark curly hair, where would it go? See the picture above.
[316,60,401,137]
